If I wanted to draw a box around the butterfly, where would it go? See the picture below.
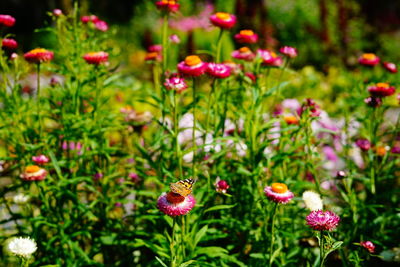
[170,178,196,197]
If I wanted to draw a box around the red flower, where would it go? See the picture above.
[382,62,397,73]
[232,47,255,61]
[234,30,258,44]
[367,83,395,97]
[83,51,109,65]
[156,0,180,13]
[358,53,380,66]
[2,38,18,50]
[24,48,54,64]
[0,14,16,27]
[177,55,207,77]
[210,12,236,29]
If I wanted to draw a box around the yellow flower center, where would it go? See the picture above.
[216,12,231,20]
[240,30,254,36]
[29,48,47,54]
[271,183,288,193]
[284,115,298,124]
[26,165,40,173]
[239,47,250,53]
[376,82,389,88]
[271,52,277,58]
[184,55,201,66]
[376,146,387,156]
[363,53,376,60]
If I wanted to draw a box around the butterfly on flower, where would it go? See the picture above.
[170,178,196,197]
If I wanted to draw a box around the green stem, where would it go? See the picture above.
[192,78,197,178]
[181,216,186,261]
[203,79,216,148]
[275,58,290,102]
[170,218,176,267]
[173,92,183,177]
[319,231,325,267]
[162,14,169,72]
[268,203,278,267]
[215,29,224,63]
[36,63,42,138]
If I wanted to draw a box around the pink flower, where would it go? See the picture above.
[215,178,230,194]
[364,96,382,107]
[157,192,196,216]
[53,9,63,16]
[367,83,395,97]
[206,63,231,78]
[177,55,207,77]
[382,62,397,73]
[156,0,180,13]
[83,51,108,65]
[32,155,50,165]
[356,139,371,151]
[164,76,188,93]
[358,53,380,66]
[360,241,376,253]
[306,210,340,231]
[245,72,256,83]
[81,15,99,24]
[20,165,47,181]
[234,30,258,44]
[2,38,18,50]
[297,98,321,117]
[24,48,54,64]
[0,14,16,27]
[231,47,255,61]
[169,34,180,44]
[94,20,108,32]
[280,46,298,58]
[264,183,294,204]
[129,172,140,183]
[258,49,282,67]
[210,12,236,29]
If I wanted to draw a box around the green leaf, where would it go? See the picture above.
[194,225,208,248]
[179,260,196,267]
[155,256,168,267]
[204,204,237,213]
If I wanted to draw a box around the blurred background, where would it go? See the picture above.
[1,0,400,71]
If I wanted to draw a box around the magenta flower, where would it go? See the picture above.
[297,98,321,117]
[169,34,180,44]
[231,47,255,61]
[264,183,294,204]
[32,155,50,165]
[2,38,18,50]
[210,12,236,29]
[0,14,16,27]
[177,55,207,77]
[20,165,47,181]
[367,83,395,97]
[306,210,340,231]
[206,63,231,79]
[164,76,188,93]
[356,139,371,151]
[94,20,108,32]
[53,9,63,16]
[215,178,230,194]
[383,62,397,73]
[358,53,380,66]
[234,30,258,44]
[157,192,196,217]
[280,46,298,58]
[156,0,180,13]
[129,172,140,183]
[364,96,382,107]
[258,49,282,67]
[360,241,376,253]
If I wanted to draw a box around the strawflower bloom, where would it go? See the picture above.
[258,49,282,67]
[53,9,63,16]
[83,51,108,65]
[13,193,30,205]
[298,98,321,117]
[358,53,380,66]
[280,46,298,58]
[157,192,196,216]
[302,191,323,211]
[210,12,237,29]
[20,165,47,181]
[156,0,180,13]
[177,55,207,77]
[169,34,180,44]
[94,20,109,32]
[215,178,230,194]
[356,139,371,151]
[206,63,231,78]
[283,115,299,125]
[8,237,37,258]
[24,48,54,64]
[367,83,395,97]
[81,15,99,24]
[382,62,397,73]
[306,210,340,231]
[231,47,255,61]
[32,155,50,165]
[0,14,16,27]
[264,183,294,204]
[2,38,18,50]
[234,30,258,44]
[164,76,187,93]
[360,241,376,253]
[364,96,382,107]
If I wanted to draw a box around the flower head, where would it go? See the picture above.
[164,76,187,93]
[53,9,63,16]
[206,63,231,78]
[32,155,50,165]
[258,49,282,67]
[364,96,382,107]
[306,210,340,231]
[298,98,321,117]
[210,12,237,29]
[0,14,16,27]
[383,62,397,73]
[83,51,108,65]
[358,53,380,66]
[156,0,180,13]
[24,48,54,64]
[280,46,298,58]
[20,165,47,181]
[360,241,376,253]
[264,183,294,204]
[94,20,109,32]
[215,178,230,194]
[177,55,207,77]
[8,237,37,258]
[169,34,180,44]
[367,83,395,97]
[231,47,255,61]
[356,139,371,151]
[157,192,195,216]
[234,30,258,44]
[302,191,323,211]
[2,38,18,50]
[13,193,30,205]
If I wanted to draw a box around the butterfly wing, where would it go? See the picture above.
[170,178,195,197]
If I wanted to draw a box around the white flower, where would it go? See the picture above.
[302,191,323,211]
[8,237,37,258]
[13,193,30,205]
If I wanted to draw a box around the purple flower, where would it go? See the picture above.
[306,210,340,231]
[356,139,371,151]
